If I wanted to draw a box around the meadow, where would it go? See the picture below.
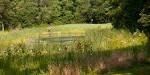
[0,27,48,49]
[0,23,150,75]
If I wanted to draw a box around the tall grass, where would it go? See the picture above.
[86,28,148,50]
[0,24,150,75]
[0,27,47,49]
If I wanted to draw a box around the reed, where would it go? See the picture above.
[0,24,149,75]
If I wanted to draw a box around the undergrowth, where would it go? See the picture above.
[0,25,149,75]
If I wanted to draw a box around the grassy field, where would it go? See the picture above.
[49,23,112,31]
[0,27,48,49]
[0,23,150,75]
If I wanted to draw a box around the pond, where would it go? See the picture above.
[40,35,85,43]
[36,32,85,44]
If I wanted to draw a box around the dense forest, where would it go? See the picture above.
[0,0,150,35]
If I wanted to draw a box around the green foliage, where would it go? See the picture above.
[109,0,144,33]
[0,0,112,30]
[0,0,150,37]
[138,0,150,38]
[107,0,150,38]
[0,24,149,75]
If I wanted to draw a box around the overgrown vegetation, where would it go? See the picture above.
[0,0,150,75]
[0,0,150,36]
[0,0,111,29]
[0,24,150,75]
[0,26,48,49]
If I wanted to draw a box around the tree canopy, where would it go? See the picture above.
[0,0,149,36]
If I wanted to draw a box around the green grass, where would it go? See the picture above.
[0,27,47,48]
[104,63,150,75]
[49,23,112,32]
[0,23,149,75]
[86,28,148,50]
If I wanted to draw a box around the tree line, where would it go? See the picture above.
[0,0,110,29]
[109,0,150,37]
[0,0,149,35]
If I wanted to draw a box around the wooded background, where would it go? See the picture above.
[0,0,149,35]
